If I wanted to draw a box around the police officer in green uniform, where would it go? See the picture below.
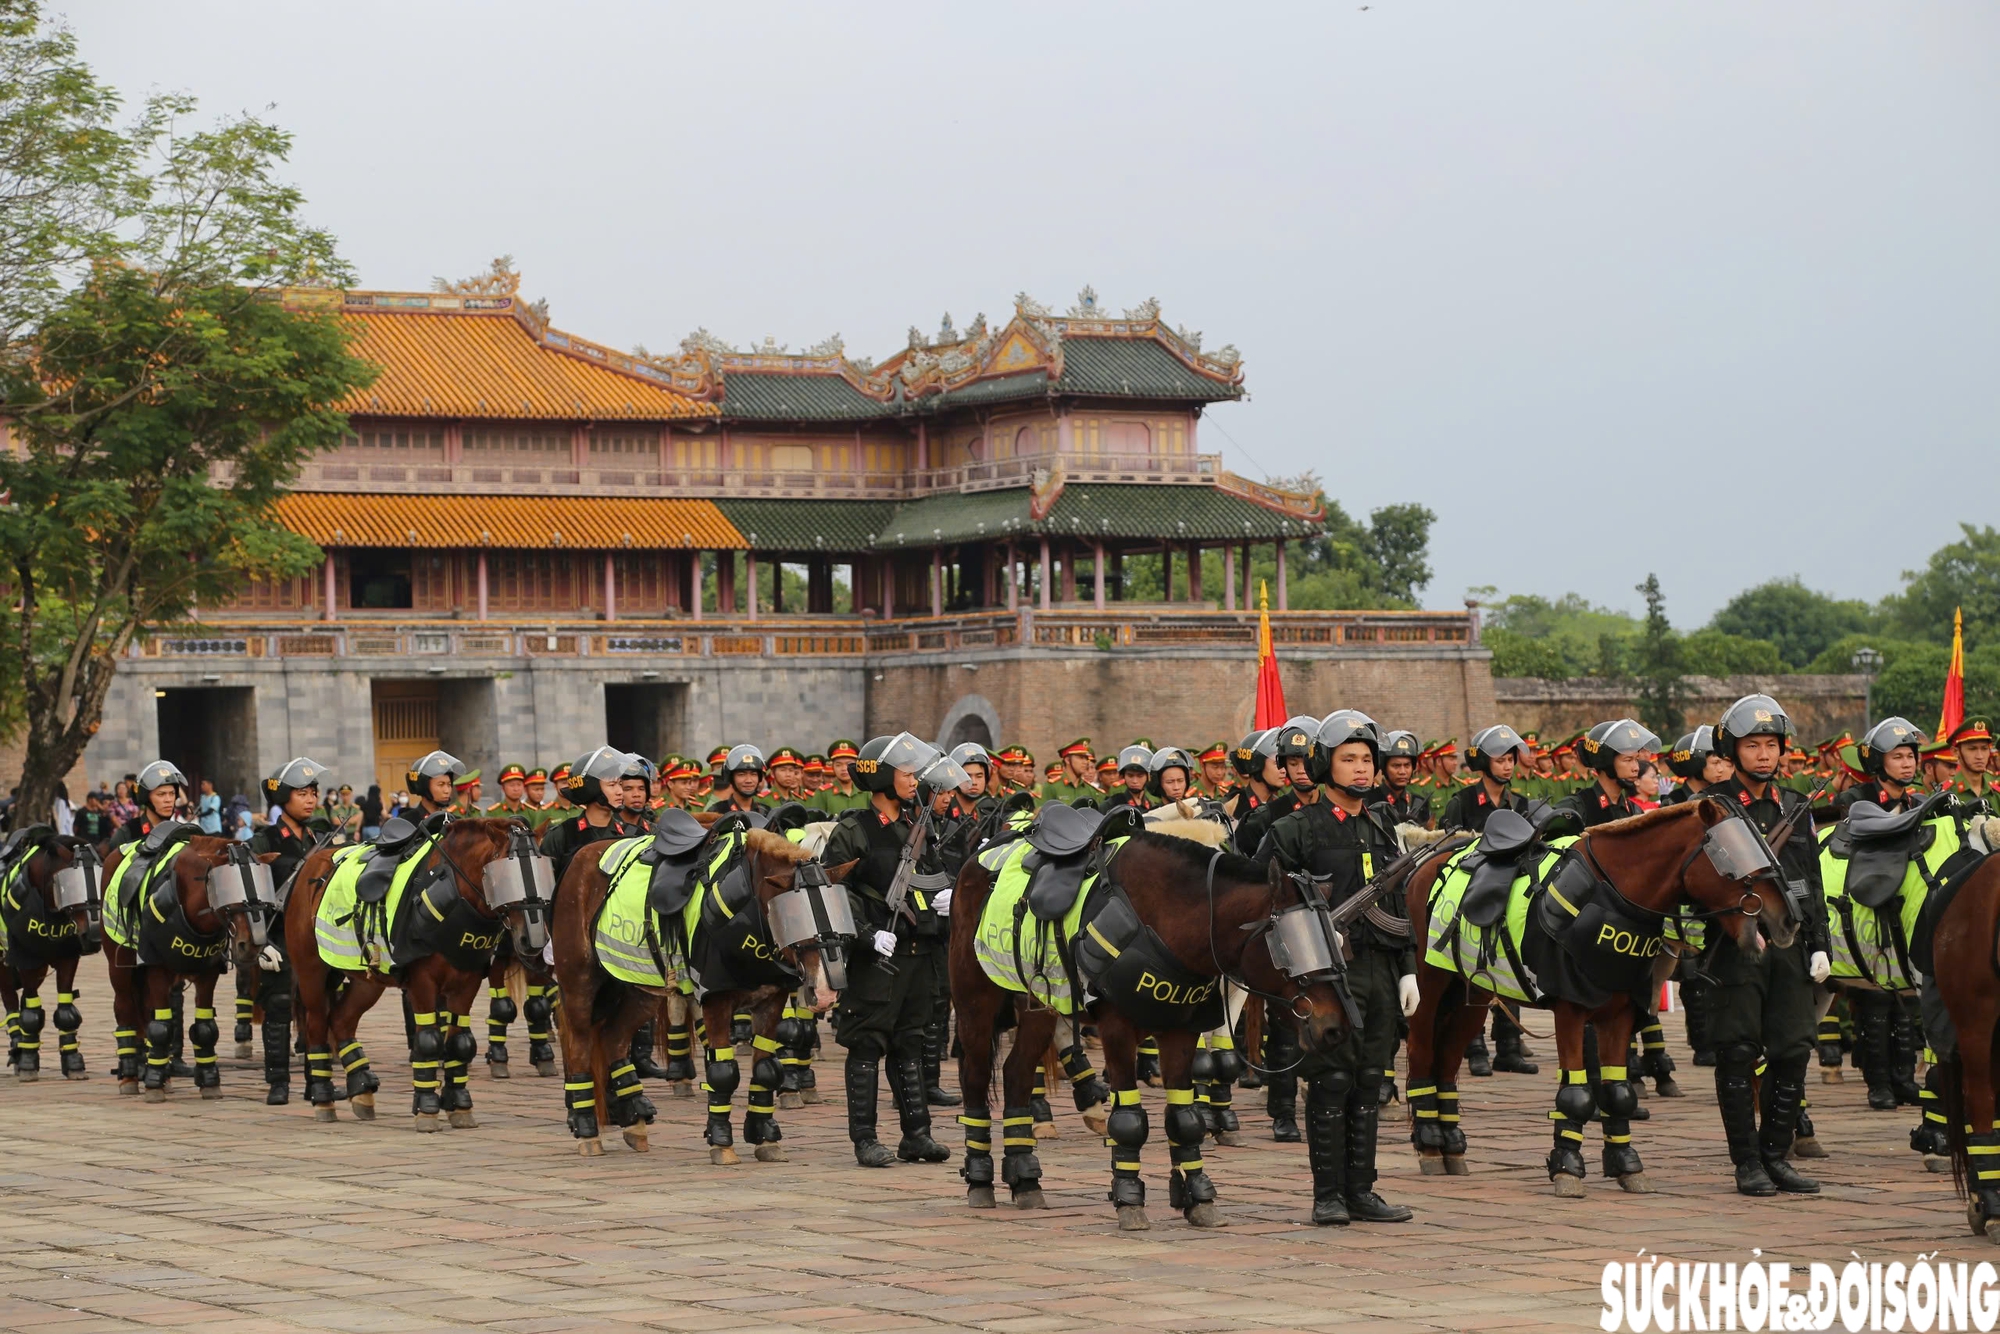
[1945,720,1999,816]
[809,741,871,814]
[821,733,959,1168]
[537,748,634,885]
[1254,713,1415,1225]
[1704,694,1832,1196]
[1039,739,1101,806]
[1371,731,1431,829]
[247,757,330,1105]
[707,745,773,816]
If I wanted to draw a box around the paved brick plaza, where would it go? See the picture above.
[0,1008,1984,1334]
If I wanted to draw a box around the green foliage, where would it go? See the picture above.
[1679,629,1784,676]
[1475,591,1641,678]
[1883,524,2000,651]
[1266,472,1436,609]
[1632,574,1688,739]
[1710,577,1875,670]
[1802,634,2000,729]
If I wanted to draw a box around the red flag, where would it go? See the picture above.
[1254,580,1287,729]
[1936,606,1965,744]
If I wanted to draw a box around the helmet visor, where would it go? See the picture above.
[917,753,971,793]
[878,731,942,775]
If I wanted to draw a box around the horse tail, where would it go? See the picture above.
[1943,1049,1971,1201]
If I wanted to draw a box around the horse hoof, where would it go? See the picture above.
[968,1186,997,1209]
[1081,1104,1108,1136]
[200,1085,223,1100]
[1418,1152,1448,1176]
[1552,1174,1586,1198]
[1117,1204,1151,1232]
[414,1113,441,1134]
[488,1063,510,1080]
[754,1144,787,1162]
[1213,1130,1245,1148]
[448,1110,477,1129]
[710,1146,740,1166]
[1928,1157,1952,1174]
[1184,1201,1226,1228]
[64,1070,88,1081]
[1032,1121,1058,1140]
[801,1088,825,1104]
[143,1086,165,1103]
[533,1060,557,1078]
[1791,1136,1828,1160]
[624,1127,651,1153]
[234,1042,253,1060]
[1821,1069,1844,1084]
[16,1069,36,1084]
[779,1092,804,1111]
[670,1081,695,1099]
[314,1105,337,1122]
[1443,1155,1470,1177]
[118,1080,139,1097]
[579,1138,604,1157]
[1654,1078,1684,1099]
[1014,1189,1048,1210]
[1618,1172,1653,1194]
[352,1092,375,1120]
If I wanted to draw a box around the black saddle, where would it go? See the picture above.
[646,848,705,917]
[356,822,432,906]
[373,816,420,852]
[764,802,814,837]
[1027,803,1109,858]
[1021,804,1116,922]
[1831,793,1950,910]
[650,808,709,858]
[1453,809,1546,929]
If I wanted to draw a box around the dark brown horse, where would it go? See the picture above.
[1,830,105,1080]
[1404,799,1795,1195]
[289,818,546,1129]
[1924,823,2000,1239]
[551,822,853,1160]
[950,822,1353,1231]
[102,832,278,1100]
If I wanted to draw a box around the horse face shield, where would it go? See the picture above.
[1703,808,1804,929]
[206,844,277,951]
[1265,876,1356,1048]
[484,826,554,955]
[766,860,856,994]
[51,843,104,949]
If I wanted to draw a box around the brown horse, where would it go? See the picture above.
[102,831,278,1100]
[950,824,1353,1231]
[1404,799,1795,1195]
[1,830,105,1080]
[551,820,853,1159]
[1924,821,2000,1239]
[288,818,546,1129]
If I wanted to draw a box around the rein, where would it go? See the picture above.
[1201,846,1318,1077]
[1573,819,1761,928]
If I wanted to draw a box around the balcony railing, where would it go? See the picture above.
[137,607,1476,662]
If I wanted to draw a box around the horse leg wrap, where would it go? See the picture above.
[1915,1059,1949,1155]
[443,1017,476,1111]
[5,1007,18,1067]
[523,988,553,1065]
[743,1079,780,1144]
[306,1045,336,1105]
[1547,1070,1593,1180]
[234,993,254,1045]
[55,992,83,1075]
[608,1061,657,1126]
[18,997,44,1063]
[751,1033,784,1094]
[340,1039,378,1096]
[114,1027,139,1083]
[1207,1034,1240,1132]
[410,1011,442,1116]
[1105,1089,1148,1207]
[564,1076,600,1139]
[1164,1088,1216,1210]
[1059,1042,1108,1111]
[775,1005,807,1094]
[189,1007,220,1088]
[799,1014,820,1091]
[1638,1019,1674,1079]
[1029,1067,1053,1126]
[731,1010,754,1048]
[1000,1104,1042,1192]
[1406,1080,1445,1152]
[485,985,514,1065]
[143,1006,173,1088]
[1189,1045,1218,1131]
[1596,1068,1642,1178]
[704,1050,740,1146]
[959,1102,995,1186]
[1436,1081,1466,1156]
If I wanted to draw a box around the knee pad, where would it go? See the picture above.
[445,1028,477,1064]
[1307,1068,1354,1102]
[1210,1047,1243,1084]
[263,990,292,1023]
[1164,1102,1204,1147]
[774,1015,805,1048]
[1597,1079,1637,1120]
[144,1018,170,1049]
[489,995,517,1025]
[1716,1041,1762,1076]
[705,1058,741,1101]
[18,1006,45,1037]
[1554,1082,1596,1123]
[1189,1048,1217,1083]
[412,1027,444,1062]
[188,1017,219,1051]
[522,995,551,1026]
[53,1002,80,1033]
[752,1055,783,1089]
[1106,1103,1150,1149]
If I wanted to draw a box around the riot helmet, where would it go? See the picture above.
[721,744,766,778]
[263,756,330,812]
[1715,694,1794,778]
[949,742,991,794]
[405,751,467,807]
[1858,717,1927,779]
[1116,743,1154,777]
[1232,730,1269,780]
[1667,726,1717,781]
[1466,725,1527,775]
[853,732,939,795]
[1317,713,1383,796]
[1381,731,1422,764]
[1579,720,1661,796]
[916,750,971,797]
[136,760,189,802]
[1147,746,1195,800]
[1320,708,1379,736]
[564,746,627,809]
[1274,716,1324,790]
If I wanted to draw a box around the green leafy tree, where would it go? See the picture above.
[1361,502,1435,605]
[1630,574,1687,738]
[1709,577,1874,670]
[1884,524,2000,650]
[1678,628,1783,677]
[0,3,371,821]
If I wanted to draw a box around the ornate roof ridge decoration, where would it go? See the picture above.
[1215,470,1324,522]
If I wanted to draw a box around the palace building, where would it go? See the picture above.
[82,266,1490,800]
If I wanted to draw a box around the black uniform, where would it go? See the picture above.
[1832,781,1916,817]
[537,812,631,886]
[1097,788,1151,815]
[1556,782,1641,828]
[1439,782,1528,833]
[246,819,313,1100]
[821,802,950,1163]
[1370,783,1432,829]
[1828,780,1922,1111]
[1233,788,1299,859]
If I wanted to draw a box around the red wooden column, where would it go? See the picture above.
[322,554,337,622]
[1093,541,1106,611]
[604,553,617,622]
[1188,543,1203,603]
[1223,545,1236,611]
[477,550,489,621]
[1276,539,1288,610]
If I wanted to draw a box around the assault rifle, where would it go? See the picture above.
[1321,833,1476,934]
[882,803,933,928]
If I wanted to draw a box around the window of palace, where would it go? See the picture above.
[349,429,443,451]
[349,550,414,609]
[1106,420,1150,452]
[464,428,569,454]
[491,552,578,612]
[668,435,720,474]
[769,444,813,473]
[589,430,657,456]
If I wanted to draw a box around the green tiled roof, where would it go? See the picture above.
[869,484,1316,550]
[925,370,1049,409]
[872,491,1036,549]
[1053,339,1241,401]
[719,371,886,421]
[712,498,895,551]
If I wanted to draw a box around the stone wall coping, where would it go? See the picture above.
[1493,673,1867,701]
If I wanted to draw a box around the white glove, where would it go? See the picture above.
[873,929,898,959]
[257,944,285,973]
[932,886,953,916]
[542,937,555,968]
[1808,951,1830,984]
[1398,974,1421,1017]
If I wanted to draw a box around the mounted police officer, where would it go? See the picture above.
[821,734,960,1168]
[1442,726,1533,834]
[708,745,772,815]
[1372,731,1431,829]
[1236,718,1315,858]
[1834,717,1925,818]
[1557,720,1659,828]
[1225,729,1280,833]
[1663,726,1731,804]
[112,760,188,849]
[1099,745,1154,813]
[246,757,329,1105]
[405,751,465,822]
[1704,694,1831,1196]
[1254,713,1416,1225]
[1148,746,1197,808]
[537,747,633,885]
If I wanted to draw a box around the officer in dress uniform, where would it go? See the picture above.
[808,741,870,814]
[1098,745,1154,812]
[707,745,773,815]
[1197,743,1235,801]
[1945,719,1999,816]
[523,766,550,817]
[1254,713,1416,1225]
[248,757,330,1105]
[485,764,537,824]
[1041,738,1101,805]
[1703,695,1832,1197]
[447,770,482,816]
[1371,731,1431,829]
[820,734,959,1168]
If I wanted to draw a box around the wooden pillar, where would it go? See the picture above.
[771,556,784,614]
[717,551,735,614]
[1038,538,1051,612]
[1110,547,1124,601]
[1242,542,1253,610]
[1163,544,1174,603]
[604,553,617,622]
[1060,544,1077,604]
[746,551,759,620]
[323,554,338,622]
[1005,540,1017,611]
[688,552,702,620]
[476,550,489,621]
[1093,541,1106,611]
[1223,544,1236,611]
[1276,539,1288,611]
[1188,543,1203,603]
[931,548,943,617]
[883,556,895,619]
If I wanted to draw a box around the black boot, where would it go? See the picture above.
[1344,1080,1412,1221]
[1717,1050,1774,1196]
[892,1055,951,1162]
[1857,992,1896,1111]
[846,1056,895,1167]
[1305,1073,1349,1224]
[922,1016,960,1106]
[1758,1057,1820,1194]
[262,1013,291,1106]
[629,1022,670,1081]
[1465,1033,1492,1078]
[1266,1013,1300,1141]
[1491,1011,1538,1074]
[1891,996,1923,1107]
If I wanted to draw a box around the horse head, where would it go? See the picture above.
[1588,800,1797,957]
[441,818,553,960]
[173,836,282,969]
[1244,857,1356,1054]
[44,834,106,952]
[739,828,857,1017]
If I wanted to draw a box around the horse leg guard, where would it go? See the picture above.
[1914,1058,1950,1159]
[1029,1066,1055,1136]
[189,1006,221,1093]
[630,1020,670,1081]
[16,996,43,1077]
[485,984,515,1072]
[113,1025,140,1085]
[704,1051,740,1148]
[775,1006,806,1100]
[1407,1079,1445,1154]
[665,1017,697,1086]
[1189,1045,1219,1135]
[1104,1091,1147,1209]
[608,1059,657,1127]
[142,1006,173,1092]
[1208,1036,1243,1138]
[1436,1081,1466,1158]
[1546,1072,1593,1186]
[1059,1042,1108,1114]
[522,988,554,1074]
[564,1074,600,1141]
[234,990,254,1049]
[1637,1016,1679,1095]
[409,1012,443,1118]
[1000,1103,1043,1200]
[1306,1071,1351,1224]
[340,1038,379,1099]
[1135,1037,1161,1087]
[1164,1089,1218,1220]
[1596,1069,1644,1182]
[1891,995,1922,1106]
[742,1038,781,1144]
[1967,1129,2000,1237]
[443,1020,477,1113]
[1816,1010,1845,1077]
[797,1014,822,1101]
[52,992,83,1078]
[305,1044,337,1110]
[167,987,192,1079]
[960,1100,996,1203]
[5,1006,18,1069]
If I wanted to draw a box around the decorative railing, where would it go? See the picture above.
[136,607,1477,661]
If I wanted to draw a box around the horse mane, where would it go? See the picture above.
[1589,802,1703,837]
[743,828,812,865]
[1129,829,1265,884]
[1145,818,1232,850]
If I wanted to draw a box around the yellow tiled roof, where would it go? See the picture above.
[339,307,716,421]
[275,493,745,550]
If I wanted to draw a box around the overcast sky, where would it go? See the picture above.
[66,2,1999,623]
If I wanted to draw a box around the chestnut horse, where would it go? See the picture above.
[551,821,852,1160]
[950,824,1354,1232]
[1,830,105,1079]
[1922,818,2000,1239]
[102,830,278,1100]
[289,818,547,1129]
[1404,799,1795,1196]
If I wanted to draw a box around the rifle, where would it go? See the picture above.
[1321,833,1475,934]
[883,803,933,928]
[1762,772,1837,852]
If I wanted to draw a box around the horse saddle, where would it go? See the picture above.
[1454,809,1540,929]
[1831,794,1948,910]
[1021,804,1112,922]
[0,824,48,866]
[650,808,708,858]
[763,802,813,837]
[355,825,430,906]
[644,848,704,917]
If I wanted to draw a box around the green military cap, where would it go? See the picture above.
[1058,738,1093,758]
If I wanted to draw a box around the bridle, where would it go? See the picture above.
[1567,797,1793,930]
[1199,846,1356,1077]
